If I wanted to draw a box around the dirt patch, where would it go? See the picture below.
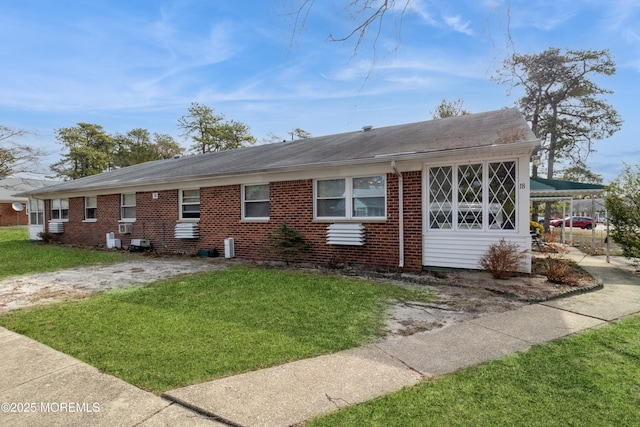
[0,257,228,313]
[379,255,599,337]
[0,252,599,339]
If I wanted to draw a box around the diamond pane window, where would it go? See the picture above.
[488,161,516,230]
[457,164,483,229]
[428,166,453,229]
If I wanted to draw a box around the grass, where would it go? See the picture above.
[0,226,126,279]
[308,315,640,427]
[0,266,434,393]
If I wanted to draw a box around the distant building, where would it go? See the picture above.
[0,178,56,227]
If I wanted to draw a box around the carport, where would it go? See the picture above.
[530,177,606,254]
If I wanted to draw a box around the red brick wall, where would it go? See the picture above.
[48,171,425,271]
[0,203,28,226]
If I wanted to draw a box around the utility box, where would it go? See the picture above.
[131,239,151,248]
[224,238,235,259]
[106,232,121,249]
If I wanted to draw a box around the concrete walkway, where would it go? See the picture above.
[1,249,638,427]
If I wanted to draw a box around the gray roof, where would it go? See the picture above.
[19,108,537,197]
[0,178,57,202]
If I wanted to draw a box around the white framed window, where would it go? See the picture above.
[120,193,136,220]
[315,175,386,220]
[243,184,269,220]
[85,196,97,220]
[28,199,44,225]
[50,198,69,221]
[179,189,200,220]
[427,160,517,231]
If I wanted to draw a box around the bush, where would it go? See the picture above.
[37,231,54,243]
[479,239,528,279]
[605,162,640,260]
[266,222,308,265]
[530,221,544,236]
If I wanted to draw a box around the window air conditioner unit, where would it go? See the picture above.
[48,222,64,234]
[118,223,133,234]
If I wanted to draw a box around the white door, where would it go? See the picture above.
[27,199,45,240]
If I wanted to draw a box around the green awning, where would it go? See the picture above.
[530,177,605,199]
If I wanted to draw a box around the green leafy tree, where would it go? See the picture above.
[496,48,622,227]
[430,98,470,119]
[153,133,184,159]
[605,163,640,260]
[0,125,44,178]
[113,129,184,167]
[178,102,255,154]
[496,48,622,178]
[266,222,308,265]
[559,162,603,185]
[263,128,312,143]
[50,123,114,180]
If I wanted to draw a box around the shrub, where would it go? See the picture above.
[479,239,528,279]
[37,231,54,243]
[541,243,571,283]
[266,222,308,265]
[530,220,544,236]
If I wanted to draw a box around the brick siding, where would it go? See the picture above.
[47,172,424,272]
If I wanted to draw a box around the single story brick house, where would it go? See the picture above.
[0,178,55,227]
[17,108,539,272]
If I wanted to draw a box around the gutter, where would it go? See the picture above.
[391,161,404,268]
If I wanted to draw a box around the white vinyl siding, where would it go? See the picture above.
[424,159,528,273]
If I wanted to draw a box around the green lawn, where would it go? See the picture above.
[0,226,126,279]
[308,315,640,427]
[0,266,434,393]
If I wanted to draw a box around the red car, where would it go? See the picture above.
[549,216,596,229]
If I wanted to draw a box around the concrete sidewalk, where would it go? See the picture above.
[164,249,639,427]
[1,249,638,427]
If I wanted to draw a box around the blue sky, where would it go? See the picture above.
[1,0,638,183]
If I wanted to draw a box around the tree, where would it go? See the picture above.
[0,125,45,178]
[430,98,470,119]
[496,48,622,178]
[495,48,622,227]
[559,163,603,185]
[50,123,114,180]
[264,128,312,143]
[178,102,255,154]
[112,129,184,167]
[605,163,640,260]
[153,133,184,159]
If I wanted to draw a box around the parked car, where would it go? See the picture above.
[549,216,596,229]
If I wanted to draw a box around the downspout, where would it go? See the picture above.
[391,161,404,268]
